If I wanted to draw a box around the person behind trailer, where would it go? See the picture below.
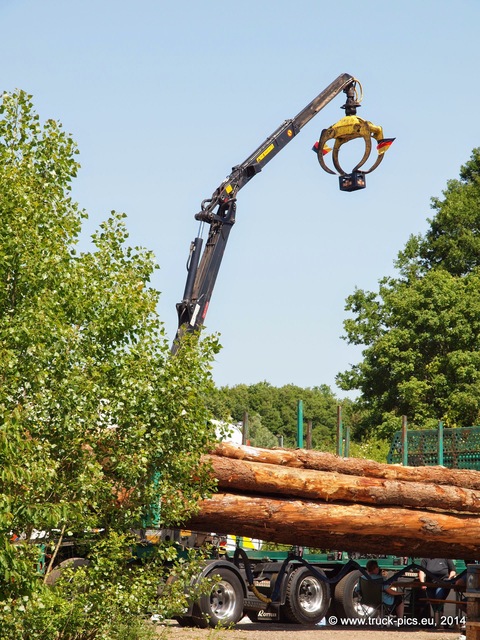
[364,559,405,618]
[418,558,456,624]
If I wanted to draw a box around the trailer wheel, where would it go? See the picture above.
[192,567,244,628]
[283,567,330,625]
[45,557,90,586]
[334,569,367,619]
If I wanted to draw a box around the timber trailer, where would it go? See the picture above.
[172,423,476,627]
[28,73,471,628]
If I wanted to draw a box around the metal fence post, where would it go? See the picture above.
[401,415,408,466]
[297,400,304,448]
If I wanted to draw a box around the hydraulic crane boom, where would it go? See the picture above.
[173,73,356,352]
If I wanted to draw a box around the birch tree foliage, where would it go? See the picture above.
[0,90,218,638]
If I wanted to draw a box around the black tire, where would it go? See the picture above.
[334,569,368,620]
[45,557,90,586]
[283,566,330,625]
[192,567,244,628]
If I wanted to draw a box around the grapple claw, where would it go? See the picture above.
[316,115,387,177]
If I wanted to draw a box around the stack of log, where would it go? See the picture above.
[184,442,480,559]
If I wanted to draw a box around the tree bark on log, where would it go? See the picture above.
[185,492,480,560]
[205,454,480,514]
[213,442,480,490]
[194,443,480,558]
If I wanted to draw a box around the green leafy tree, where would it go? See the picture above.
[0,90,218,639]
[337,148,480,438]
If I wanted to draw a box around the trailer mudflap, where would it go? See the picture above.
[244,598,281,621]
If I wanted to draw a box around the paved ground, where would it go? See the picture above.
[155,619,464,640]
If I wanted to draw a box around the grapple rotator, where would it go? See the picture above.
[313,80,395,191]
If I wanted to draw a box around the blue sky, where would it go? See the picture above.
[1,1,479,395]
